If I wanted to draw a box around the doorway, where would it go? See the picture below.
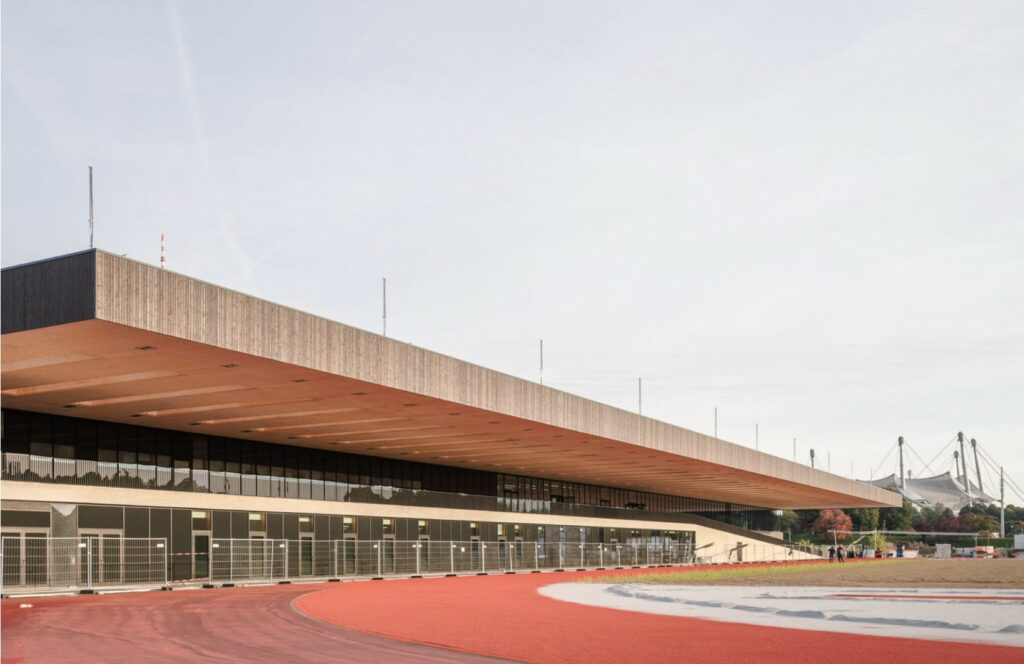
[193,532,211,580]
[79,530,123,586]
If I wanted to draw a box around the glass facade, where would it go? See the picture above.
[1,409,780,532]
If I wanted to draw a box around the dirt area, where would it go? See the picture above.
[623,559,1024,588]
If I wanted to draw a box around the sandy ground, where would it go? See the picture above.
[628,559,1024,588]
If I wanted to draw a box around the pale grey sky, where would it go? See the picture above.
[3,1,1023,502]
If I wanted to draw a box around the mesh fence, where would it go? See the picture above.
[2,536,816,593]
[1,536,167,593]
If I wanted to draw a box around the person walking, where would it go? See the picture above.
[828,546,836,563]
[836,545,845,563]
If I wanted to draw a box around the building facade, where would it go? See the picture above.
[1,251,900,584]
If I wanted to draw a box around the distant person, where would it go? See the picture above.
[828,546,836,563]
[836,546,845,563]
[875,548,882,559]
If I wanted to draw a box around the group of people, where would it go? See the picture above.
[827,545,846,563]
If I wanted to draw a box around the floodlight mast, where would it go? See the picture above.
[88,166,94,249]
[971,438,983,493]
[898,436,905,489]
[958,432,970,505]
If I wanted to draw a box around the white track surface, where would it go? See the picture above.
[539,583,1024,647]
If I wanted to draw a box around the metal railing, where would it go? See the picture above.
[2,536,819,595]
[1,536,167,593]
[206,539,698,582]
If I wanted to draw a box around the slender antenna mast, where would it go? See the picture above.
[160,234,166,269]
[88,165,94,249]
[714,406,718,439]
[637,377,642,415]
[809,448,815,469]
[382,277,387,337]
[755,423,758,451]
[539,339,544,385]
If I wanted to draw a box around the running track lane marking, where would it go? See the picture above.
[829,593,1024,601]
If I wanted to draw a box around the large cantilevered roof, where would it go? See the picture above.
[1,250,900,510]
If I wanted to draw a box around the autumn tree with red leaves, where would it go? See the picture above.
[812,509,853,541]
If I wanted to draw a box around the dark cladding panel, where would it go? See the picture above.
[267,513,283,540]
[283,514,299,540]
[212,511,231,538]
[1,251,96,334]
[125,507,149,538]
[231,511,248,539]
[79,505,123,529]
[151,509,171,543]
[0,510,50,528]
[314,515,329,540]
[171,510,191,553]
[329,515,343,540]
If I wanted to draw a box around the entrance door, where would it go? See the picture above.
[342,537,357,575]
[381,536,395,574]
[79,531,122,586]
[249,534,266,580]
[417,537,430,574]
[193,532,210,580]
[2,531,49,588]
[2,534,21,587]
[299,535,313,576]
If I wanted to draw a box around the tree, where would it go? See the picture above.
[848,508,880,532]
[812,509,853,541]
[960,512,998,533]
[780,510,803,537]
[880,499,915,531]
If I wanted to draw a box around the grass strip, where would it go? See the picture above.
[589,559,883,585]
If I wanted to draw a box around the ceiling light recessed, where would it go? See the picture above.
[291,379,308,383]
[489,421,500,425]
[352,391,367,396]
[62,404,77,409]
[221,363,239,369]
[241,429,252,433]
[135,345,155,351]
[403,403,417,407]
[189,422,201,426]
[448,413,461,416]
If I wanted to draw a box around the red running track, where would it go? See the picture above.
[0,584,506,664]
[296,564,1024,664]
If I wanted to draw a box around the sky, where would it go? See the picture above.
[3,1,1023,503]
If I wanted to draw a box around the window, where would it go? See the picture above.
[417,520,429,537]
[469,522,479,537]
[299,515,313,533]
[192,511,210,530]
[382,518,393,535]
[343,516,356,535]
[248,512,265,531]
[496,524,505,537]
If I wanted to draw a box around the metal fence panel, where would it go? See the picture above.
[2,536,811,594]
[1,536,167,593]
